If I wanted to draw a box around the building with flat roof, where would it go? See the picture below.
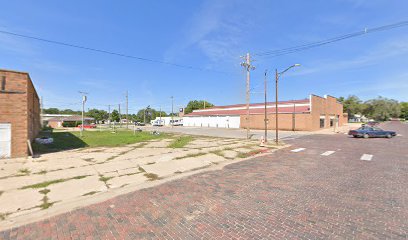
[0,69,41,158]
[47,115,94,128]
[183,94,347,131]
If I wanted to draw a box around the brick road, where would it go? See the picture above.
[1,122,407,239]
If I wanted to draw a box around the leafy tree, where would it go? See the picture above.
[135,107,167,123]
[86,109,108,122]
[337,95,364,118]
[43,108,60,114]
[363,97,401,121]
[184,100,214,114]
[111,110,120,122]
[399,102,408,120]
[60,109,81,115]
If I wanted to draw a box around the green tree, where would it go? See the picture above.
[134,107,167,123]
[399,102,408,120]
[184,100,214,114]
[337,95,364,118]
[60,109,81,115]
[43,108,60,114]
[86,109,108,122]
[363,97,401,121]
[111,110,120,122]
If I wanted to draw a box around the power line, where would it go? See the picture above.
[254,20,408,58]
[0,29,230,74]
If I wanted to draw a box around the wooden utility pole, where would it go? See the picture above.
[264,70,268,142]
[126,91,128,129]
[241,53,255,139]
[108,105,111,127]
[118,104,121,128]
[171,96,174,128]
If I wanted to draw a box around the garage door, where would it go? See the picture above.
[0,123,11,158]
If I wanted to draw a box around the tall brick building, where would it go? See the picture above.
[0,69,41,158]
[183,94,347,131]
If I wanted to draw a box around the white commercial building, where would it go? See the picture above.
[183,115,241,128]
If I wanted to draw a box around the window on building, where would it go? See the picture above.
[320,118,325,128]
[330,119,334,127]
[1,76,5,91]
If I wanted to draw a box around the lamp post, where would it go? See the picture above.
[275,64,301,144]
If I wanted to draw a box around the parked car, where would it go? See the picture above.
[77,124,96,129]
[134,122,145,126]
[348,126,396,138]
[170,119,183,126]
[152,120,164,126]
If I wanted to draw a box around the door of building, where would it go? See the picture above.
[0,123,11,158]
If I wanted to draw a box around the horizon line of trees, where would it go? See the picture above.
[43,100,215,123]
[338,95,407,121]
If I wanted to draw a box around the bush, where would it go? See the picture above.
[62,121,81,127]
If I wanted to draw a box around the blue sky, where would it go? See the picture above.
[0,0,407,113]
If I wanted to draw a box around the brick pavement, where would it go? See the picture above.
[1,121,407,239]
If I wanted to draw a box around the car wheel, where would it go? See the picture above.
[386,134,392,138]
[363,134,369,139]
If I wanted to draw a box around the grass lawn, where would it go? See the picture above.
[33,130,167,153]
[168,136,194,148]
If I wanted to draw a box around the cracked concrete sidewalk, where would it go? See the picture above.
[0,135,284,230]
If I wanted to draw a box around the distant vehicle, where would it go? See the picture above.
[152,120,164,126]
[366,121,379,127]
[78,124,96,129]
[348,127,396,138]
[134,122,145,126]
[170,119,183,126]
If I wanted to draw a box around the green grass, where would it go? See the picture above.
[32,130,167,153]
[0,212,10,221]
[144,173,160,181]
[38,189,50,195]
[174,152,207,160]
[18,168,30,175]
[36,169,48,175]
[168,136,194,148]
[99,175,113,183]
[82,191,99,196]
[20,175,90,189]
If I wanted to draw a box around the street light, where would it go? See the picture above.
[275,64,301,144]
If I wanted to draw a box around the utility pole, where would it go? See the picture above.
[143,107,146,124]
[264,70,268,142]
[126,91,128,129]
[108,105,111,127]
[159,106,162,124]
[79,91,88,137]
[118,104,121,128]
[241,53,255,139]
[171,96,174,128]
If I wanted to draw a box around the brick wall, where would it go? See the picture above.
[239,95,345,131]
[0,70,40,158]
[240,113,312,131]
[310,95,345,131]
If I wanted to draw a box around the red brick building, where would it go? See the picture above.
[0,69,41,158]
[183,94,347,131]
